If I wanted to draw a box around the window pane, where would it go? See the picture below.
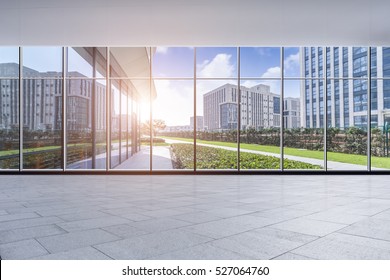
[284,47,301,77]
[23,47,62,78]
[23,79,62,169]
[240,47,280,78]
[239,80,281,170]
[327,79,367,171]
[196,47,237,78]
[66,79,107,169]
[110,47,151,79]
[0,79,19,169]
[284,79,323,170]
[152,80,194,170]
[153,47,194,78]
[0,47,19,78]
[196,79,238,170]
[113,79,149,170]
[68,47,106,78]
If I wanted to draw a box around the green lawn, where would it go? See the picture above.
[163,136,390,169]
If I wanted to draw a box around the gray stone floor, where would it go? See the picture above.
[0,175,390,260]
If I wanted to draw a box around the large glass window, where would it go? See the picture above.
[0,47,19,169]
[1,45,390,173]
[22,47,63,169]
[284,79,323,170]
[66,47,107,170]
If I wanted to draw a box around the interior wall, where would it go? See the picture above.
[0,0,389,46]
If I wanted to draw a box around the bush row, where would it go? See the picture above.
[171,143,321,170]
[162,127,388,156]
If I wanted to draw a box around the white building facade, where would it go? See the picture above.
[203,83,281,131]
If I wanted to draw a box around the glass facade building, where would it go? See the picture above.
[0,46,389,173]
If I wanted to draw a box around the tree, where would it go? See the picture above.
[141,119,166,137]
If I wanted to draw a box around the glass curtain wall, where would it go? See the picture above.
[239,47,281,170]
[196,47,238,170]
[1,46,390,173]
[67,47,107,170]
[22,47,63,169]
[0,47,19,169]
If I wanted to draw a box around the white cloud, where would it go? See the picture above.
[261,66,281,78]
[284,52,299,70]
[198,53,235,78]
[156,47,169,54]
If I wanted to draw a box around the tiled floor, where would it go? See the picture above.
[0,175,390,260]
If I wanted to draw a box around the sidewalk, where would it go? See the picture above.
[115,146,173,170]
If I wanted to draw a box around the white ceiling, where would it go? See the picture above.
[0,0,389,46]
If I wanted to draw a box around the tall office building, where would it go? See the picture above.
[203,83,281,131]
[301,47,390,129]
[0,63,106,131]
[190,116,204,131]
[284,97,300,128]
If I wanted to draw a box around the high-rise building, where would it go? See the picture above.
[190,116,204,131]
[0,63,106,131]
[301,47,390,129]
[284,97,301,128]
[203,83,281,131]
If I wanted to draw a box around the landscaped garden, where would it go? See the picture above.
[170,143,322,170]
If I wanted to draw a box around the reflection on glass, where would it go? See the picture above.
[0,78,19,169]
[196,47,237,78]
[110,47,151,79]
[111,79,148,170]
[240,47,281,78]
[239,80,281,170]
[23,47,62,78]
[110,81,120,168]
[152,80,194,170]
[68,47,107,78]
[284,79,323,170]
[66,79,107,169]
[153,47,194,78]
[23,79,62,169]
[196,80,238,170]
[120,85,128,163]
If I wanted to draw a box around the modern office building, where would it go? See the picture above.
[190,116,204,130]
[0,63,106,132]
[203,83,281,131]
[301,47,390,129]
[284,97,301,128]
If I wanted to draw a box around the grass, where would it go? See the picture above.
[163,136,390,169]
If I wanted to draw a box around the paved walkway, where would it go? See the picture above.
[115,146,173,170]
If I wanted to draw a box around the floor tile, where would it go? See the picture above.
[292,232,390,259]
[37,229,120,253]
[211,227,317,259]
[94,229,212,259]
[0,239,48,259]
[270,217,348,236]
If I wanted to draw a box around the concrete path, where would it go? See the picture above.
[115,146,173,170]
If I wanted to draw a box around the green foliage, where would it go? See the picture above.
[162,126,388,157]
[171,143,321,170]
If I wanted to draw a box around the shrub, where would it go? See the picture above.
[171,143,321,170]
